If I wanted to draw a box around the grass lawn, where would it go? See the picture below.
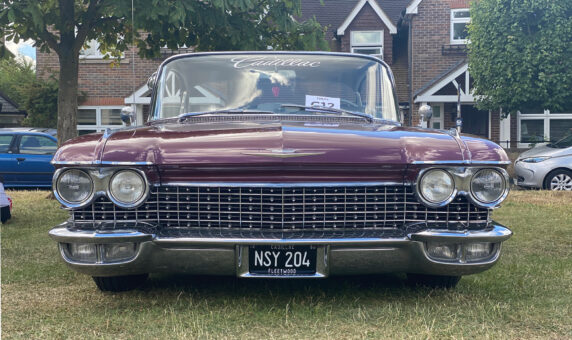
[1,190,571,339]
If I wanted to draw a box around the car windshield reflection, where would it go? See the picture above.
[152,53,399,122]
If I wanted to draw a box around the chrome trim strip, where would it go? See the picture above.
[155,237,410,245]
[51,160,153,165]
[240,273,327,278]
[409,225,512,243]
[411,160,511,165]
[51,160,99,165]
[100,161,154,165]
[49,225,512,245]
[49,226,154,244]
[241,151,326,158]
[157,181,409,188]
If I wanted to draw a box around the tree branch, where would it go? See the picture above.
[73,0,102,54]
[39,28,60,56]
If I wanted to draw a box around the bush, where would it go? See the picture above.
[0,59,58,128]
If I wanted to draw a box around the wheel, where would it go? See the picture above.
[407,274,461,288]
[544,169,572,191]
[92,274,148,292]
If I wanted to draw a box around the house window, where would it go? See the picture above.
[518,110,572,147]
[351,31,383,59]
[77,106,124,133]
[450,9,470,44]
[79,39,105,59]
[430,104,444,129]
[79,39,123,59]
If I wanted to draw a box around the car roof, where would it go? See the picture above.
[0,127,57,137]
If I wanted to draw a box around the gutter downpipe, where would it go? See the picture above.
[407,13,414,127]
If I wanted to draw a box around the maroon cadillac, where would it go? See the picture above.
[49,52,512,291]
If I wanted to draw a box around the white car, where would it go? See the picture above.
[514,134,572,190]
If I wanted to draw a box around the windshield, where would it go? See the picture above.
[151,53,399,122]
[550,130,572,148]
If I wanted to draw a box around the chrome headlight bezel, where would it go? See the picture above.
[416,169,457,207]
[107,169,149,208]
[470,168,509,206]
[53,169,95,208]
[53,167,150,209]
[415,167,510,209]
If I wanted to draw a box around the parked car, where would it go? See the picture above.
[514,132,572,190]
[0,128,57,188]
[48,52,512,291]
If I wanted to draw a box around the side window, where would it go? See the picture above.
[451,9,470,44]
[0,135,14,153]
[18,135,58,155]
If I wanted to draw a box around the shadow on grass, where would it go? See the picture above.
[137,273,422,299]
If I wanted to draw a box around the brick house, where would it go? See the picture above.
[302,0,509,145]
[36,42,182,134]
[39,0,557,147]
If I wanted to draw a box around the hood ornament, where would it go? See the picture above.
[243,148,325,158]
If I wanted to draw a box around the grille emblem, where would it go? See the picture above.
[242,148,325,158]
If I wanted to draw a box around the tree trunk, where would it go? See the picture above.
[57,52,80,146]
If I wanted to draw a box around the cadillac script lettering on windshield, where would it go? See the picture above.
[49,52,512,291]
[231,56,321,68]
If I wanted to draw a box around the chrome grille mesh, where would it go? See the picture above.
[72,185,490,233]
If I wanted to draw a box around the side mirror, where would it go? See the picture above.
[121,106,136,127]
[147,72,157,90]
[419,104,433,124]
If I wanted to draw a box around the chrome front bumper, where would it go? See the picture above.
[49,223,512,278]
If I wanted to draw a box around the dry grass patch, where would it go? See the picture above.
[2,190,571,339]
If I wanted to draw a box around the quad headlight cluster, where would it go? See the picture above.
[53,168,149,208]
[416,167,509,208]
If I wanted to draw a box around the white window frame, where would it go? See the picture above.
[350,30,384,59]
[450,9,470,45]
[79,39,105,59]
[429,103,445,130]
[79,39,125,60]
[77,106,124,133]
[517,109,572,148]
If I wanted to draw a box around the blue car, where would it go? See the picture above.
[0,128,58,188]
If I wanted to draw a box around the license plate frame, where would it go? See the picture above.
[248,245,317,276]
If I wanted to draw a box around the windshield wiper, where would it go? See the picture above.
[280,104,374,123]
[178,109,278,122]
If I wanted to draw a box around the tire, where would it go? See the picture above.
[407,274,461,289]
[543,169,572,191]
[92,274,148,292]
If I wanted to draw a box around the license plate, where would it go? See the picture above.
[248,245,317,276]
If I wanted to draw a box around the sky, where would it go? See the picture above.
[5,39,36,67]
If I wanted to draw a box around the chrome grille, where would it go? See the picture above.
[71,184,490,233]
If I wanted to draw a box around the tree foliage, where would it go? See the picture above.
[468,0,572,113]
[0,58,58,128]
[0,0,328,144]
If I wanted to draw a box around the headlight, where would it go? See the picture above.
[56,169,93,205]
[418,169,455,205]
[521,156,550,163]
[109,170,147,206]
[471,169,506,203]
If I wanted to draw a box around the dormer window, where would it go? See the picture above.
[350,31,383,59]
[450,9,470,44]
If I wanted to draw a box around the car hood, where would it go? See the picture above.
[54,120,508,183]
[517,144,572,160]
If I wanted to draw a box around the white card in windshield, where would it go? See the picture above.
[305,95,340,110]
